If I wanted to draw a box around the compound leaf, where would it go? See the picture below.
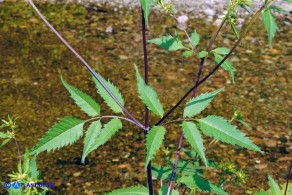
[107,186,149,195]
[182,122,207,166]
[30,117,84,155]
[148,35,186,51]
[184,88,223,118]
[86,118,122,154]
[197,115,262,152]
[61,77,100,117]
[81,120,102,164]
[145,126,166,170]
[135,66,164,117]
[262,9,278,48]
[92,75,124,113]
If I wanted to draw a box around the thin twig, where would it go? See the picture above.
[13,137,22,169]
[26,0,145,130]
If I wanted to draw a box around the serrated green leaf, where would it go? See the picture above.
[145,126,166,170]
[180,175,228,195]
[262,10,278,48]
[212,47,230,55]
[182,50,193,57]
[214,53,235,83]
[81,120,102,164]
[140,0,153,26]
[86,118,122,155]
[184,88,223,118]
[135,66,164,117]
[0,138,11,148]
[61,77,100,117]
[28,155,39,179]
[30,117,84,155]
[0,132,9,138]
[159,185,179,195]
[268,175,280,195]
[107,186,149,195]
[198,51,208,58]
[148,35,186,51]
[190,30,200,46]
[23,148,30,173]
[197,115,262,152]
[182,122,207,166]
[92,75,124,113]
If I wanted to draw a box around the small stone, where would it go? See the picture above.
[73,172,81,177]
[254,164,267,170]
[203,8,215,17]
[265,139,277,147]
[255,160,261,164]
[105,26,113,33]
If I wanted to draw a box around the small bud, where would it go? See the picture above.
[177,15,188,24]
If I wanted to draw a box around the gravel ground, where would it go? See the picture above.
[25,0,292,12]
[1,0,291,13]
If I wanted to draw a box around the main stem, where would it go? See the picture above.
[141,10,154,195]
[26,0,145,130]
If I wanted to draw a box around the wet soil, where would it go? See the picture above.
[0,2,291,194]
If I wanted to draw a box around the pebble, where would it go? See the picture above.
[105,26,113,34]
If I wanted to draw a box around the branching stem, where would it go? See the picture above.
[166,4,268,194]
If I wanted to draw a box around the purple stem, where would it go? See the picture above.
[167,57,205,195]
[13,137,22,169]
[141,9,153,195]
[26,0,145,130]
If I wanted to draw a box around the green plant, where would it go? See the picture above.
[0,116,47,195]
[1,0,290,194]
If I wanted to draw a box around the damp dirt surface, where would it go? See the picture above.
[0,2,291,194]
